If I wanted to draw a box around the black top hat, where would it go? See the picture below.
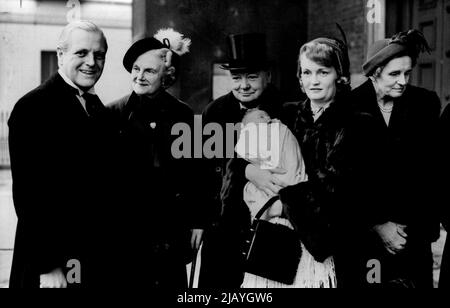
[123,37,177,73]
[221,33,270,71]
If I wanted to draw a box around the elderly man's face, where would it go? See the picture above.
[57,29,106,91]
[131,50,165,96]
[229,70,270,103]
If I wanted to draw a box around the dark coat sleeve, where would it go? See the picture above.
[278,110,381,262]
[440,104,450,231]
[178,104,209,230]
[8,94,68,274]
[421,90,442,241]
[278,178,335,262]
[196,100,234,227]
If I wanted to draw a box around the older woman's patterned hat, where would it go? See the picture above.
[362,29,430,76]
[123,28,191,73]
[123,37,166,73]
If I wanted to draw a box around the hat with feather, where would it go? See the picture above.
[311,24,351,85]
[123,28,191,73]
[362,29,431,76]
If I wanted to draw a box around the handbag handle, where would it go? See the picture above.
[254,196,281,221]
[245,196,281,261]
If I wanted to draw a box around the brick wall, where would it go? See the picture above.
[133,0,309,112]
[307,0,367,77]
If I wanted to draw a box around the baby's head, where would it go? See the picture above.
[242,108,271,126]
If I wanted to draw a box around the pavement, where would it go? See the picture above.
[433,227,447,287]
[0,169,15,288]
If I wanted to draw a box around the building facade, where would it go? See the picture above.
[0,0,132,287]
[0,0,132,166]
[132,0,450,114]
[131,0,449,287]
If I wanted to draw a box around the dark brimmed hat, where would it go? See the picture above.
[123,37,170,73]
[310,37,350,81]
[123,29,191,74]
[362,29,431,76]
[220,33,270,71]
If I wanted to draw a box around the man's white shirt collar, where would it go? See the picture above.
[58,69,96,96]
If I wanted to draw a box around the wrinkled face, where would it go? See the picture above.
[131,50,165,96]
[373,56,412,99]
[57,29,106,91]
[299,54,338,105]
[229,70,271,103]
[242,109,271,125]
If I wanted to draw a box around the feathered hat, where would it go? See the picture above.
[362,29,431,76]
[123,28,191,73]
[310,23,351,84]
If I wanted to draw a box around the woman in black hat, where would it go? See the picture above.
[351,29,441,288]
[108,29,204,288]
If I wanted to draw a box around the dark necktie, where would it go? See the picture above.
[82,93,103,118]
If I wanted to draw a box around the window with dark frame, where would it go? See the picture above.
[41,51,58,83]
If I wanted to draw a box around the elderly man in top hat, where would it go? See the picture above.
[8,20,117,288]
[198,33,285,288]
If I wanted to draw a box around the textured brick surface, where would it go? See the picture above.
[307,0,367,75]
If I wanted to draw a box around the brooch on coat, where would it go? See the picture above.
[150,122,157,129]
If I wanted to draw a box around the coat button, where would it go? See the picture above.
[215,167,222,173]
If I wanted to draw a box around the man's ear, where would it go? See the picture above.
[56,48,64,68]
[266,71,272,83]
[167,66,176,76]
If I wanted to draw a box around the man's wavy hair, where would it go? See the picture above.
[57,20,108,52]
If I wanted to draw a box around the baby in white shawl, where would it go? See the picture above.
[235,108,307,221]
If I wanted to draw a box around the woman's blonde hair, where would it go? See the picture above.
[297,39,350,93]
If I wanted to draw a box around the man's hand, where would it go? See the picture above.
[373,221,408,255]
[191,229,204,250]
[40,268,67,288]
[245,164,288,195]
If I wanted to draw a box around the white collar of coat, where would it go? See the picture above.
[58,69,96,96]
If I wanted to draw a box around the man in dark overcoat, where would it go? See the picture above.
[439,104,450,289]
[198,33,285,288]
[8,20,117,288]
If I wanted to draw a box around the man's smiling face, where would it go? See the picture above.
[57,29,106,91]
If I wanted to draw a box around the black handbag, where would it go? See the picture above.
[243,196,302,284]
